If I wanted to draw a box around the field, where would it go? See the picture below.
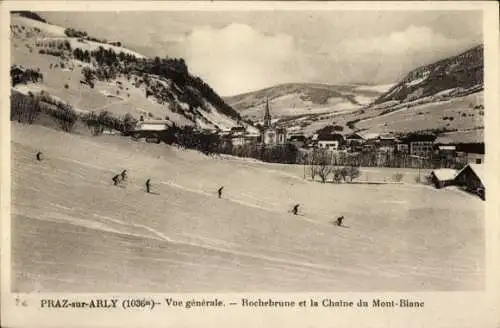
[11,123,484,292]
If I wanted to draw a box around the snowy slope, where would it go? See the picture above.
[12,123,484,292]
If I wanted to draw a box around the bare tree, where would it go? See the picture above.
[314,149,333,183]
[346,165,361,182]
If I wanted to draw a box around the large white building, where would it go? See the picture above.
[135,118,172,131]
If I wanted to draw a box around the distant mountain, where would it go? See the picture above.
[373,45,483,106]
[225,83,391,122]
[257,45,485,138]
[10,12,257,134]
[329,45,485,139]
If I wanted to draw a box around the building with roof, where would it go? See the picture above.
[358,132,380,141]
[261,98,287,146]
[454,163,485,199]
[403,134,437,158]
[317,133,344,151]
[434,131,484,165]
[430,168,459,189]
[135,119,173,132]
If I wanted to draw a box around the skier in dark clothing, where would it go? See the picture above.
[36,152,43,161]
[292,204,300,215]
[145,179,151,193]
[112,174,120,186]
[336,216,344,226]
[120,170,128,181]
[218,186,224,199]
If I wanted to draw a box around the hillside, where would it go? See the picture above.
[373,45,483,105]
[12,122,484,292]
[283,45,485,138]
[10,13,256,133]
[332,45,485,138]
[225,83,391,123]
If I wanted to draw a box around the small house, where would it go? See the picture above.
[135,119,172,132]
[403,134,436,159]
[317,133,344,151]
[430,168,458,189]
[345,133,365,147]
[454,163,485,199]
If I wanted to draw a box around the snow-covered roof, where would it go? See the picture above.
[465,163,485,184]
[455,163,485,186]
[359,132,380,140]
[435,130,484,144]
[139,120,172,125]
[432,168,458,181]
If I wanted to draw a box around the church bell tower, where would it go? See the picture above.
[263,97,272,128]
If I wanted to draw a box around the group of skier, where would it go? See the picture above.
[291,204,344,226]
[111,169,153,194]
[219,186,345,227]
[36,151,345,226]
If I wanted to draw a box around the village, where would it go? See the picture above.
[131,98,485,200]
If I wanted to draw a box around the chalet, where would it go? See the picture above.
[223,126,260,147]
[403,134,437,158]
[434,132,484,164]
[135,119,172,132]
[345,133,365,147]
[379,135,397,146]
[454,163,485,200]
[317,133,344,151]
[430,168,458,189]
[378,135,398,153]
[229,126,246,146]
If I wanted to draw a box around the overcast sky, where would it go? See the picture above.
[41,11,482,96]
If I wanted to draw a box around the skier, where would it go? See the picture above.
[112,174,120,186]
[336,216,344,226]
[292,204,300,215]
[36,151,43,161]
[120,169,128,182]
[145,178,151,193]
[218,186,224,199]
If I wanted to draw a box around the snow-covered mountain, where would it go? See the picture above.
[10,12,256,133]
[373,45,483,106]
[225,83,391,122]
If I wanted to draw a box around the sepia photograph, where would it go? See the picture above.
[4,4,492,296]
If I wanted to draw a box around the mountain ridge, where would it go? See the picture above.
[10,12,255,133]
[372,44,483,106]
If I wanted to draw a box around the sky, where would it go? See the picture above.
[40,11,482,96]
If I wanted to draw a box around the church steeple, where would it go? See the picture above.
[263,97,272,128]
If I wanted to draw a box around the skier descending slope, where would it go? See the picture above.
[145,178,151,193]
[36,151,43,161]
[218,186,224,199]
[336,216,344,226]
[112,174,121,186]
[120,169,128,182]
[292,204,300,215]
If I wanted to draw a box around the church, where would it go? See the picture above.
[261,98,287,146]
